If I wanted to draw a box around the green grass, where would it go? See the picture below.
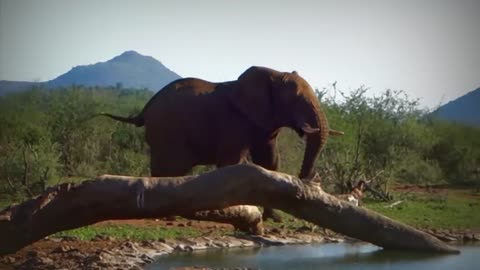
[52,224,202,241]
[0,199,9,210]
[264,211,308,231]
[264,189,480,232]
[365,190,480,230]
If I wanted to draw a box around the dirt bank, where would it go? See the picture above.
[0,219,478,269]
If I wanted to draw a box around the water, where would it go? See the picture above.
[146,243,480,270]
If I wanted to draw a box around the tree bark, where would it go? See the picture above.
[0,164,458,255]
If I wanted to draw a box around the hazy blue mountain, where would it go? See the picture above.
[433,88,480,127]
[0,51,181,95]
[46,51,181,90]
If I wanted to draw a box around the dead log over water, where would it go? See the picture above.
[0,164,459,255]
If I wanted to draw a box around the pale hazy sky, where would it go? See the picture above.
[1,0,479,108]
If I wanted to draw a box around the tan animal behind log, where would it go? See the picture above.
[336,180,370,206]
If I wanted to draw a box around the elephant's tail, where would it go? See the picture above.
[96,112,144,127]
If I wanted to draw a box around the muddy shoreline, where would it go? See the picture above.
[1,227,478,270]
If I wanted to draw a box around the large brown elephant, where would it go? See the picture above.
[101,66,341,220]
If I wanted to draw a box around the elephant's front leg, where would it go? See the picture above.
[215,131,251,167]
[250,138,279,171]
[215,148,249,168]
[250,138,283,223]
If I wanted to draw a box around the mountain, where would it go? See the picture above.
[433,88,480,127]
[0,51,181,95]
[46,51,181,90]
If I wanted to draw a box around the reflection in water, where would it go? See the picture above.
[147,243,480,270]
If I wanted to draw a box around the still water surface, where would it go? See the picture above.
[147,243,480,270]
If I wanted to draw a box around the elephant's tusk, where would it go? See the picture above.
[302,125,321,134]
[298,121,321,134]
[329,129,344,136]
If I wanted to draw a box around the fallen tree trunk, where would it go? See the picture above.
[0,164,458,255]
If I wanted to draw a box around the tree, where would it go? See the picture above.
[0,164,458,255]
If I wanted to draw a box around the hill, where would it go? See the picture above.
[46,51,181,90]
[0,51,181,95]
[433,88,480,127]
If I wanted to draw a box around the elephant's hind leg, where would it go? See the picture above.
[149,148,195,177]
[149,148,194,222]
[250,138,283,223]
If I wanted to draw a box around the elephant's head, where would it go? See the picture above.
[229,66,333,179]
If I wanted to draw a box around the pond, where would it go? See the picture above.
[146,243,480,270]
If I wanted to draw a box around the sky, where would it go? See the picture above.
[1,0,479,108]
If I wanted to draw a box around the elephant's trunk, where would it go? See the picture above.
[298,102,329,179]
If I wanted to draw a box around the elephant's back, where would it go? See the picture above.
[142,78,220,137]
[141,78,215,114]
[159,77,217,96]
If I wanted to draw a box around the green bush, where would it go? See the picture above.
[392,149,443,185]
[0,85,479,205]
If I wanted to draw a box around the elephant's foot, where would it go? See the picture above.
[262,208,283,223]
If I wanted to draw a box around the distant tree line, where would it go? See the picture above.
[0,85,479,204]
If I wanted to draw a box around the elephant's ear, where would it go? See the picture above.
[229,66,275,131]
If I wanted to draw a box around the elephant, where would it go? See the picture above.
[100,66,342,221]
